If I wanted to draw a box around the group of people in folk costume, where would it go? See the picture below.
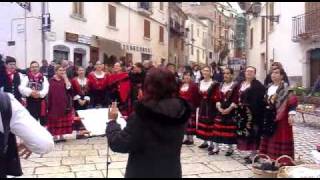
[179,64,297,166]
[0,56,145,142]
[0,54,297,166]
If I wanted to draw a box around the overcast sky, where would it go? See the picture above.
[229,2,244,13]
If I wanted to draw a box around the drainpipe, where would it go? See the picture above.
[265,2,269,77]
[41,2,46,61]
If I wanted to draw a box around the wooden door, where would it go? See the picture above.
[90,46,99,64]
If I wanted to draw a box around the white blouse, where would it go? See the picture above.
[180,83,189,92]
[267,84,296,115]
[240,82,251,92]
[94,72,105,79]
[221,82,234,94]
[200,79,213,92]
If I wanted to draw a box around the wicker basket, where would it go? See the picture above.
[277,164,320,178]
[252,154,295,178]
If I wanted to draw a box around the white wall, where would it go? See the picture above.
[246,2,319,87]
[268,2,305,81]
[0,2,42,68]
[185,16,207,65]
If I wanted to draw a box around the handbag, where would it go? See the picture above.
[0,92,23,177]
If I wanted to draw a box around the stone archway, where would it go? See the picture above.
[53,45,70,63]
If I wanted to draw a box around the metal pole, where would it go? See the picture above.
[24,8,27,68]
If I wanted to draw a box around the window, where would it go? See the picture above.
[209,52,213,59]
[181,40,184,51]
[108,4,116,27]
[160,2,163,11]
[191,45,194,55]
[73,2,84,17]
[261,17,265,41]
[191,24,194,39]
[250,28,254,48]
[269,2,274,31]
[144,19,150,38]
[197,28,200,37]
[197,49,200,62]
[159,26,164,43]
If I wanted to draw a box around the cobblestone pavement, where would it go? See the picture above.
[14,115,319,178]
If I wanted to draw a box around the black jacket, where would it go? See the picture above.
[106,98,191,178]
[240,79,266,136]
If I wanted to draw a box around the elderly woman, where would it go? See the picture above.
[106,68,191,178]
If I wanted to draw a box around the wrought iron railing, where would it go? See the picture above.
[292,9,320,42]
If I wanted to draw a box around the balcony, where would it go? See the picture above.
[170,18,184,36]
[292,9,320,42]
[137,2,152,16]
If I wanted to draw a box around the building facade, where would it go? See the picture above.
[0,2,169,68]
[168,2,187,66]
[243,2,320,87]
[184,14,208,66]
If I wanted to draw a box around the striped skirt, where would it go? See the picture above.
[47,112,74,136]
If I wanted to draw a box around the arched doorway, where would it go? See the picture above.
[53,45,70,64]
[310,48,320,87]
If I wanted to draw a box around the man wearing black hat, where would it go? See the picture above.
[0,56,24,102]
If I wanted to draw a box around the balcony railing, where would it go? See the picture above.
[137,2,152,16]
[170,18,184,36]
[292,9,320,42]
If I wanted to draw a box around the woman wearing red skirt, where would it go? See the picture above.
[47,65,73,142]
[196,66,220,154]
[212,68,239,156]
[179,70,200,145]
[259,67,298,166]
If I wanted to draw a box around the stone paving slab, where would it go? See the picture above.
[16,115,319,178]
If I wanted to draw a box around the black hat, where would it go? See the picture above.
[5,56,16,64]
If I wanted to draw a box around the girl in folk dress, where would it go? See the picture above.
[108,62,131,117]
[212,68,239,156]
[71,66,90,139]
[179,70,200,145]
[47,65,73,142]
[87,61,109,108]
[196,66,220,154]
[259,67,297,166]
[236,66,265,163]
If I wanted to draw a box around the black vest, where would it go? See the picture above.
[3,73,22,101]
[0,92,23,178]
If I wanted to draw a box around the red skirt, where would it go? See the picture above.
[47,113,73,136]
[196,101,216,140]
[185,112,196,135]
[259,120,294,164]
[212,115,237,144]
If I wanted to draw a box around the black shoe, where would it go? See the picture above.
[198,143,209,149]
[225,150,234,156]
[208,146,214,152]
[244,158,252,164]
[182,140,189,144]
[185,141,194,145]
[208,149,220,155]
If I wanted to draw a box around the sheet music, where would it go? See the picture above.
[77,108,127,136]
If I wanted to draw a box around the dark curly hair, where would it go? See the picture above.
[143,68,178,102]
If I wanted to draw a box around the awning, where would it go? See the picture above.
[92,35,125,58]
